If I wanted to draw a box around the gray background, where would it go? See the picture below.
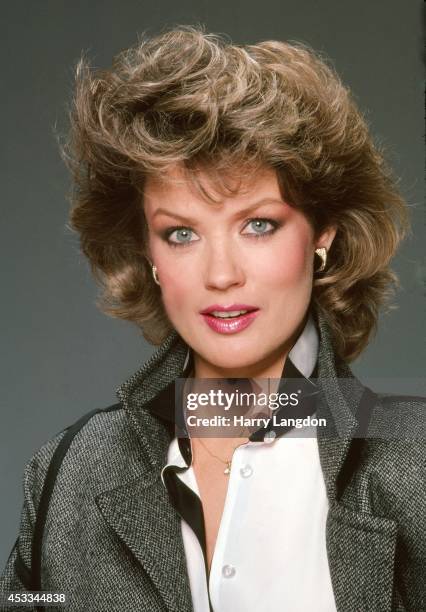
[1,0,424,565]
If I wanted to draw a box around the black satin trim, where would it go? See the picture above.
[13,541,32,589]
[162,458,214,611]
[162,465,208,571]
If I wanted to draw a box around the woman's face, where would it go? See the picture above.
[144,165,335,377]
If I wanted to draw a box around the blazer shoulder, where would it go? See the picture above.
[22,429,68,525]
[364,392,426,502]
[366,390,426,441]
[27,402,125,464]
[23,402,131,510]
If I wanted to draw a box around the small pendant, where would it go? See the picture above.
[224,462,231,475]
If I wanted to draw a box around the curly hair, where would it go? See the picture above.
[65,26,409,362]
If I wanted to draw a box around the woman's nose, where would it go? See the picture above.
[203,241,245,291]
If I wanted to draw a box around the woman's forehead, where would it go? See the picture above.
[143,163,283,209]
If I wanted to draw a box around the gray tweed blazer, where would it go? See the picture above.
[1,312,425,611]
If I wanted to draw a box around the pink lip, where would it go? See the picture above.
[200,306,260,335]
[200,303,258,314]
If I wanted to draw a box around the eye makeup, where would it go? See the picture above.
[161,217,283,248]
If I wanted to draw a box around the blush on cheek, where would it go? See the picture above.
[266,244,309,285]
[259,216,313,282]
[161,282,189,316]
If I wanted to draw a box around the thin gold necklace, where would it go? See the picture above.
[196,438,233,475]
[184,369,251,475]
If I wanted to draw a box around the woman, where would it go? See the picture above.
[1,27,424,612]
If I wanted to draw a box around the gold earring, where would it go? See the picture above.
[315,247,327,272]
[152,265,160,286]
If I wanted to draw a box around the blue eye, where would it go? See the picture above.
[243,218,278,236]
[165,227,199,247]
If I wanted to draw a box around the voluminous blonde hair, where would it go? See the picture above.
[66,27,409,362]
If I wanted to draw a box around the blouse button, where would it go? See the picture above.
[240,464,253,478]
[222,564,236,578]
[264,430,276,443]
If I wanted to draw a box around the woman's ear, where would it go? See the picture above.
[315,225,337,251]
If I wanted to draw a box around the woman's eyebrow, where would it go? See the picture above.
[152,198,285,223]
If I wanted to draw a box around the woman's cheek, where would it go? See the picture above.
[160,273,192,313]
[262,240,309,286]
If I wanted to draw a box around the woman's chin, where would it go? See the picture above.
[193,347,268,377]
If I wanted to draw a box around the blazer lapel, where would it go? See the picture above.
[95,332,194,611]
[95,469,194,612]
[315,315,398,611]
